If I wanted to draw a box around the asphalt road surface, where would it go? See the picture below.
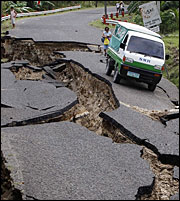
[2,6,179,200]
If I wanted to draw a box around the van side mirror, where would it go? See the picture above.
[165,54,170,60]
[120,43,125,49]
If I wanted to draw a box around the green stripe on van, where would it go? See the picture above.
[124,61,161,73]
[107,49,161,73]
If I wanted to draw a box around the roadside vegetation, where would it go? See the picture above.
[1,1,179,88]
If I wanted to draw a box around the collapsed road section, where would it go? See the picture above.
[1,36,179,200]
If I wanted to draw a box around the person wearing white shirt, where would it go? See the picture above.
[10,6,17,28]
[102,27,112,56]
[116,2,120,13]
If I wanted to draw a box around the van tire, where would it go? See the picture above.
[105,58,114,76]
[113,67,120,83]
[148,83,156,91]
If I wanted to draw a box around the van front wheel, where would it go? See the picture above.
[105,58,114,76]
[148,83,156,91]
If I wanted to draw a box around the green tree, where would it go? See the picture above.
[160,9,179,33]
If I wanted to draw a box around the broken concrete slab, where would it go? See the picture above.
[1,87,25,109]
[42,73,54,80]
[1,122,154,200]
[15,80,77,111]
[53,51,66,57]
[43,66,57,79]
[1,62,13,69]
[41,79,67,88]
[1,78,77,113]
[170,193,179,200]
[158,78,179,106]
[173,167,179,179]
[52,63,66,72]
[11,63,24,68]
[11,59,30,66]
[1,69,16,89]
[26,65,43,71]
[1,98,78,128]
[100,104,179,156]
[166,118,179,136]
[1,107,43,126]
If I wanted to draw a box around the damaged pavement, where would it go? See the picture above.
[1,38,179,200]
[1,7,179,200]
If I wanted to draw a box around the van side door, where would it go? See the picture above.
[109,25,127,53]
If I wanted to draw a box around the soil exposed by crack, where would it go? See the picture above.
[1,37,179,200]
[139,148,179,200]
[11,66,45,80]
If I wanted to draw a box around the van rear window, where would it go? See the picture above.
[127,36,164,59]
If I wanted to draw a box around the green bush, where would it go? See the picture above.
[133,14,143,26]
[160,9,179,34]
[34,1,55,11]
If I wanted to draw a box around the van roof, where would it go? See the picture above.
[128,31,164,44]
[117,21,162,38]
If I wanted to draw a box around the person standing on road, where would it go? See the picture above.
[102,27,112,56]
[119,1,124,15]
[10,6,17,28]
[116,2,120,13]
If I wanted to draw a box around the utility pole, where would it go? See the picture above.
[104,1,107,18]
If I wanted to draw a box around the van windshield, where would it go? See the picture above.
[127,36,164,59]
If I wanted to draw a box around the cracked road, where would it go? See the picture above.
[1,6,179,200]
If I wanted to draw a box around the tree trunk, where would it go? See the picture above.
[95,1,98,7]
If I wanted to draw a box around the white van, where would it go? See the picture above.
[105,21,169,91]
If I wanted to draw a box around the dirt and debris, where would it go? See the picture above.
[140,148,179,200]
[11,66,45,80]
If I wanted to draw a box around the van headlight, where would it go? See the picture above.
[154,65,162,70]
[125,57,134,63]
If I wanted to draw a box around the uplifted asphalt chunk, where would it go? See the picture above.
[1,107,43,126]
[41,79,67,88]
[43,66,57,79]
[2,79,77,112]
[26,65,43,71]
[52,63,66,72]
[100,104,179,156]
[158,78,179,106]
[1,69,16,89]
[1,69,19,108]
[1,62,13,69]
[1,122,153,200]
[11,60,29,66]
[170,193,179,200]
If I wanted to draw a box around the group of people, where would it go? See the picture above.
[101,1,125,56]
[116,1,124,15]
